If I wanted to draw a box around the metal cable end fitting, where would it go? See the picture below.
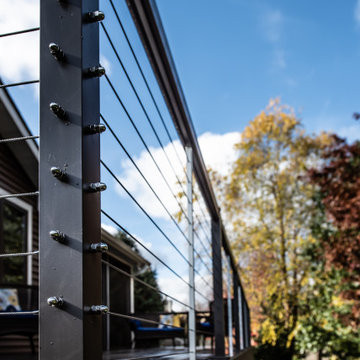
[49,43,65,61]
[90,305,109,314]
[90,242,108,253]
[87,10,105,23]
[49,102,66,120]
[85,123,106,134]
[47,296,64,308]
[49,230,66,243]
[87,66,105,78]
[88,182,107,192]
[50,167,67,181]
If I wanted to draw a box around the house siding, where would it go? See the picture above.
[0,143,39,354]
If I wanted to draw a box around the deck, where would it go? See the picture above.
[103,348,213,360]
[3,349,213,360]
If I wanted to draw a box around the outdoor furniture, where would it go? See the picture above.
[129,313,186,348]
[196,312,214,350]
[0,312,38,354]
[0,286,38,354]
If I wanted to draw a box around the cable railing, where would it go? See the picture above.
[0,0,252,359]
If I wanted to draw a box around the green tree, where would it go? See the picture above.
[134,268,164,313]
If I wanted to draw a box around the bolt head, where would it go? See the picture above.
[49,230,65,243]
[47,296,64,308]
[89,182,107,192]
[88,10,105,22]
[49,102,66,119]
[91,242,108,253]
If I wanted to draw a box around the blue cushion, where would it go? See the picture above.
[0,310,37,319]
[137,326,183,333]
[199,321,212,329]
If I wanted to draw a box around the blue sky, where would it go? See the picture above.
[1,0,360,310]
[156,0,360,140]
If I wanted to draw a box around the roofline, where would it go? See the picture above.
[101,228,150,267]
[0,79,38,158]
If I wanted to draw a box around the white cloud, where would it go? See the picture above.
[133,233,152,252]
[0,0,39,82]
[259,8,287,70]
[113,132,240,220]
[273,49,286,69]
[338,124,360,142]
[100,54,112,76]
[158,272,213,312]
[261,9,283,44]
[101,223,118,236]
[355,0,360,26]
[198,131,240,176]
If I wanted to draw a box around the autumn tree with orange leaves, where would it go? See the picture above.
[211,99,332,359]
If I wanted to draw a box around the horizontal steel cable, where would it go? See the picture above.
[194,228,212,261]
[101,160,190,266]
[100,114,189,246]
[124,351,190,360]
[0,250,39,258]
[107,312,212,336]
[0,80,39,89]
[192,245,213,288]
[107,311,191,332]
[103,74,190,223]
[100,89,212,282]
[102,157,211,288]
[107,0,188,185]
[195,196,212,235]
[101,210,209,302]
[0,27,40,38]
[100,120,212,289]
[101,209,189,287]
[193,268,212,292]
[102,259,192,310]
[194,257,212,282]
[196,218,212,249]
[101,22,190,216]
[0,191,39,200]
[0,135,39,143]
[0,310,39,316]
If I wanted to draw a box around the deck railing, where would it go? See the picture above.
[0,0,251,359]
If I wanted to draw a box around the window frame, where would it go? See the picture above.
[0,187,33,285]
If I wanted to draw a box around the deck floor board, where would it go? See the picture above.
[103,348,213,360]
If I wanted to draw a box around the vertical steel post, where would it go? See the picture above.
[211,220,225,357]
[186,146,196,360]
[238,287,244,350]
[106,264,110,351]
[244,304,249,348]
[233,274,240,354]
[247,303,251,347]
[39,0,103,358]
[226,256,233,357]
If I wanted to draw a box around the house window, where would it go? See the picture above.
[0,200,28,285]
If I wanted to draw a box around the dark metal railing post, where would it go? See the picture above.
[239,287,244,350]
[247,303,251,347]
[233,275,240,354]
[211,220,225,357]
[225,255,233,357]
[39,0,103,358]
[243,303,249,348]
